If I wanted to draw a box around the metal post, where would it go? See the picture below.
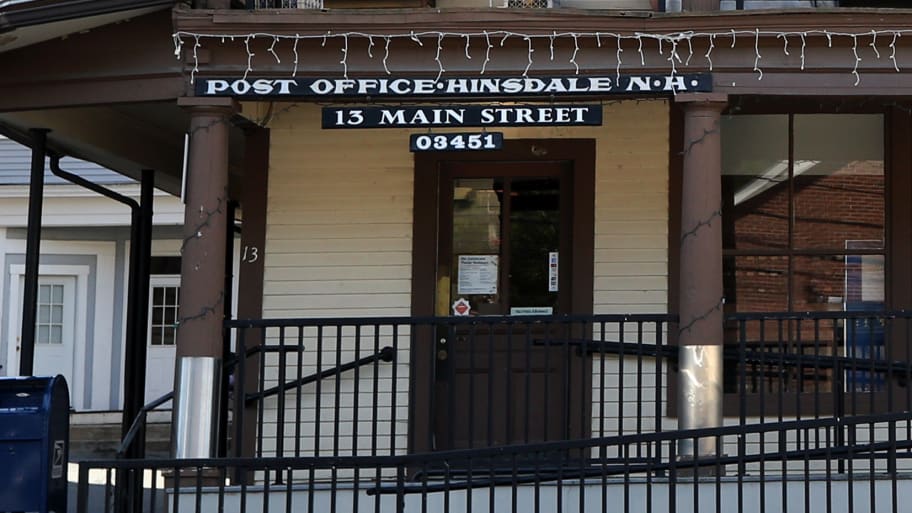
[218,200,238,458]
[120,170,154,459]
[20,128,49,377]
[676,95,728,464]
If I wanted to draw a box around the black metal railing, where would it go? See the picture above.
[78,310,912,513]
[228,312,912,462]
[77,410,912,513]
[228,314,674,461]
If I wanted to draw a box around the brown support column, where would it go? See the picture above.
[172,97,236,458]
[682,0,720,11]
[235,124,269,469]
[675,93,727,462]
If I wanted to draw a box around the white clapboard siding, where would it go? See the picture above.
[588,100,670,440]
[260,100,672,460]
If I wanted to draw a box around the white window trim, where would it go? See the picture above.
[148,275,180,346]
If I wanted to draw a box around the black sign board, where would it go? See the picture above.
[410,132,504,152]
[197,74,711,98]
[323,105,601,129]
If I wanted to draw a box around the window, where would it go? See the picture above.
[149,284,180,346]
[36,283,66,345]
[721,113,886,399]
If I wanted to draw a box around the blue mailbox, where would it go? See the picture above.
[0,375,70,513]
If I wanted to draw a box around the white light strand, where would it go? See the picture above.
[852,35,861,86]
[435,34,445,81]
[616,35,623,81]
[383,36,391,75]
[870,30,880,59]
[367,35,375,59]
[685,35,694,66]
[523,36,534,77]
[340,34,349,79]
[243,35,253,80]
[667,38,679,76]
[549,32,555,61]
[172,28,912,86]
[753,28,762,80]
[269,36,281,63]
[637,34,645,65]
[778,33,790,56]
[705,34,715,71]
[292,35,300,77]
[173,34,184,60]
[482,31,493,75]
[191,35,201,84]
[570,33,580,74]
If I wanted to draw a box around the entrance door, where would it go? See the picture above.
[145,276,179,401]
[432,161,587,451]
[8,275,79,400]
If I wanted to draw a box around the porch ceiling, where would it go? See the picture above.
[0,102,248,195]
[0,5,245,195]
[0,102,192,194]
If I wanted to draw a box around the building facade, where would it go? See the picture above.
[2,0,912,512]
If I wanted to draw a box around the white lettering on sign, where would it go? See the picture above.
[479,106,588,124]
[379,109,465,126]
[198,74,711,98]
[324,105,600,129]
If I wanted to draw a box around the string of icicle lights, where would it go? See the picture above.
[173,28,911,87]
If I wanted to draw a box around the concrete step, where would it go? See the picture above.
[69,411,172,460]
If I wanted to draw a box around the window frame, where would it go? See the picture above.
[669,99,910,418]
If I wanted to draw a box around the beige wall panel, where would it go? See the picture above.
[260,100,670,458]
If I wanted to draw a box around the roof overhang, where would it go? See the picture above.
[0,0,176,53]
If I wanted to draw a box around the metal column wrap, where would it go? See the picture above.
[677,344,723,459]
[172,356,221,458]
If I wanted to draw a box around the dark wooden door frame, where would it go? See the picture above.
[408,138,596,454]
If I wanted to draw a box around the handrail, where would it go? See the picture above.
[370,437,912,495]
[226,313,677,328]
[245,346,395,404]
[535,338,911,379]
[116,391,173,458]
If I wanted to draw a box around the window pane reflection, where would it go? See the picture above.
[723,255,788,313]
[722,115,789,251]
[793,115,884,250]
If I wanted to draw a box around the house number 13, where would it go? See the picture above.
[242,245,259,263]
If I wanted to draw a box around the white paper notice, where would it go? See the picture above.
[457,255,498,295]
[548,251,559,292]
